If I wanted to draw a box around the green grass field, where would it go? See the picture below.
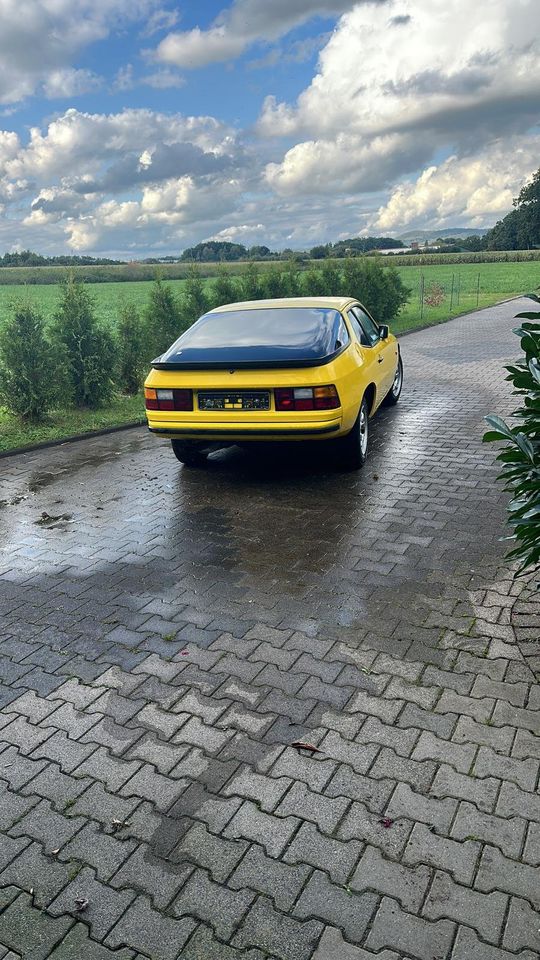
[0,258,538,454]
[1,260,538,333]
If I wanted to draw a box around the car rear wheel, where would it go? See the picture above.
[170,440,208,466]
[335,395,369,470]
[383,355,403,406]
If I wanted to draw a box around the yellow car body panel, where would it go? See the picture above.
[144,296,399,442]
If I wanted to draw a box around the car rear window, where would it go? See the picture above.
[158,307,349,366]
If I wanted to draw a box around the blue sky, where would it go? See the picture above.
[0,0,538,257]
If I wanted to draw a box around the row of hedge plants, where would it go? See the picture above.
[0,259,410,424]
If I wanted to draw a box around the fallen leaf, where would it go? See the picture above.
[74,897,89,912]
[111,818,131,832]
[51,848,60,855]
[379,817,393,829]
[290,741,322,754]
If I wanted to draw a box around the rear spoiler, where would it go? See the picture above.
[151,343,347,371]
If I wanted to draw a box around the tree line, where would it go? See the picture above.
[0,258,410,423]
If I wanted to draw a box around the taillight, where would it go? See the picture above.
[274,385,340,411]
[145,388,193,411]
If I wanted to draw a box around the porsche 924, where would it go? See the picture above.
[144,296,402,469]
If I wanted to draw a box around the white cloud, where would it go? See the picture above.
[0,0,158,104]
[142,70,185,89]
[260,0,540,196]
[209,223,265,242]
[370,138,540,232]
[154,0,365,68]
[43,69,103,99]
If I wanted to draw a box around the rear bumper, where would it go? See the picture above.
[147,417,342,440]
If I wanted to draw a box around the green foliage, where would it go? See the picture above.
[340,258,411,322]
[484,296,540,581]
[0,302,60,420]
[116,300,146,395]
[181,264,209,323]
[262,265,287,299]
[301,268,329,297]
[210,266,240,307]
[180,240,247,262]
[143,276,184,358]
[485,166,540,251]
[239,261,263,301]
[281,259,302,297]
[50,276,114,408]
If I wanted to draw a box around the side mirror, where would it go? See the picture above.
[379,324,389,340]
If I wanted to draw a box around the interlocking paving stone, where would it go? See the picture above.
[2,300,539,960]
[0,891,73,960]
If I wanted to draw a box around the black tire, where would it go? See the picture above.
[335,395,369,470]
[383,355,403,406]
[170,440,207,466]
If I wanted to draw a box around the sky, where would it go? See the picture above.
[0,0,539,258]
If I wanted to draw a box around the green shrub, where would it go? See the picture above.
[239,261,263,301]
[301,268,331,297]
[484,295,540,582]
[262,265,287,299]
[340,258,410,322]
[116,300,147,394]
[210,266,240,307]
[50,276,114,407]
[181,263,209,323]
[281,259,302,297]
[143,276,184,358]
[0,302,60,420]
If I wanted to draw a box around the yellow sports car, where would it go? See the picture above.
[144,296,402,469]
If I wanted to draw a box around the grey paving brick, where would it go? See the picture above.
[106,895,196,960]
[412,731,476,773]
[403,823,481,884]
[9,798,84,852]
[172,868,254,940]
[277,781,349,833]
[338,800,412,859]
[126,733,189,775]
[173,822,248,882]
[471,675,528,707]
[173,689,228,724]
[351,845,430,912]
[512,728,540,760]
[397,703,457,739]
[134,702,188,739]
[385,676,439,709]
[0,838,75,908]
[492,700,540,734]
[43,702,101,738]
[294,870,377,943]
[60,821,137,881]
[312,927,399,960]
[120,763,187,811]
[327,766,394,813]
[1,716,53,752]
[219,703,274,736]
[269,749,337,792]
[315,706,363,739]
[436,691,495,723]
[359,716,419,756]
[451,801,526,859]
[70,781,140,829]
[452,715,514,754]
[48,865,136,940]
[430,763,500,812]
[476,844,540,908]
[22,762,91,809]
[0,891,72,960]
[223,767,290,811]
[181,925,266,960]
[386,782,457,833]
[422,665,473,696]
[423,870,507,943]
[6,691,60,723]
[234,895,323,960]
[370,747,436,792]
[503,897,540,953]
[523,820,540,866]
[48,923,136,960]
[473,745,539,790]
[112,843,192,908]
[452,925,538,960]
[225,800,299,858]
[347,690,403,723]
[73,746,141,791]
[174,715,232,753]
[454,652,507,681]
[230,842,310,911]
[0,782,38,830]
[283,820,362,884]
[51,678,106,709]
[80,716,143,755]
[320,731,379,774]
[496,780,540,822]
[31,729,97,773]
[366,897,455,960]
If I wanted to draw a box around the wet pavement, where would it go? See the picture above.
[0,299,539,960]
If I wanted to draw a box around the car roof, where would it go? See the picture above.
[209,296,357,314]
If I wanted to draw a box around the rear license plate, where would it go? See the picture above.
[198,391,270,411]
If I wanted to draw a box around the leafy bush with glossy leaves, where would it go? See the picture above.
[484,294,540,582]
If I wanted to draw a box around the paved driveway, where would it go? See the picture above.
[0,300,538,960]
